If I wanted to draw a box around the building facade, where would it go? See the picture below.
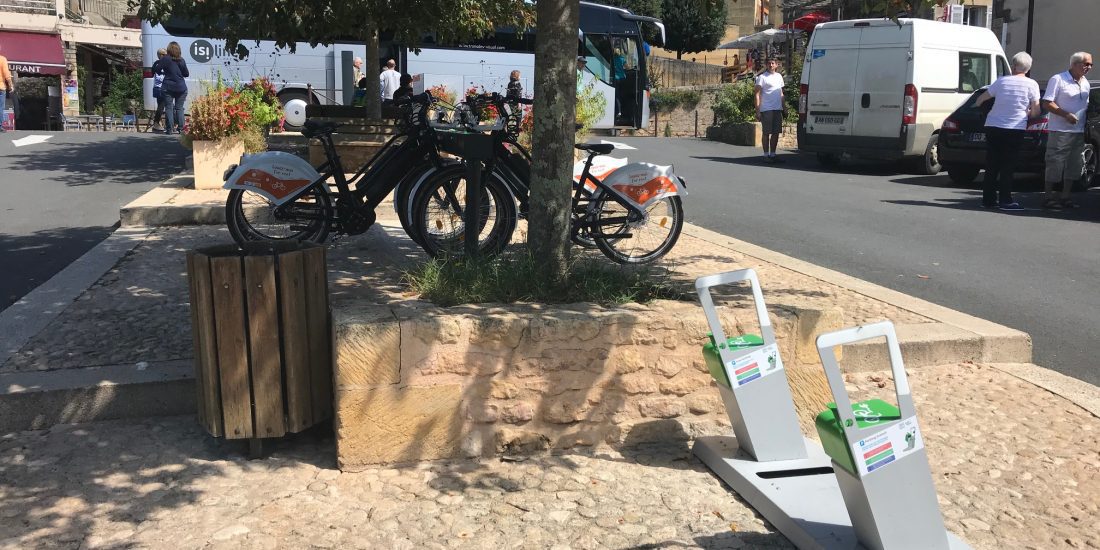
[0,0,140,128]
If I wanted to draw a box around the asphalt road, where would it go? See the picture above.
[0,130,188,310]
[611,137,1099,385]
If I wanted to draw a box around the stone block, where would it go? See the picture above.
[335,385,465,469]
[637,397,687,419]
[333,308,400,389]
[494,428,550,454]
[790,305,844,365]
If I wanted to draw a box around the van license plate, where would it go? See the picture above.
[814,115,846,124]
[968,133,986,142]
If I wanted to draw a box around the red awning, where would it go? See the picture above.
[0,31,66,76]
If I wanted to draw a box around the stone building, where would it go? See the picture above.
[0,0,140,128]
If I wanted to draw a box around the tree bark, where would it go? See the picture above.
[364,24,382,120]
[528,0,580,284]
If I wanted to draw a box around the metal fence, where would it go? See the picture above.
[74,0,134,25]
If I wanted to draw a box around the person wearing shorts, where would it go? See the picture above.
[1041,51,1092,209]
[755,57,785,163]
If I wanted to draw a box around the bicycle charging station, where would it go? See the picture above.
[692,269,970,549]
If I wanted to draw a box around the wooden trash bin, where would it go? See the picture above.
[186,242,332,451]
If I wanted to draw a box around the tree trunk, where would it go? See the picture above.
[528,0,580,284]
[364,24,382,120]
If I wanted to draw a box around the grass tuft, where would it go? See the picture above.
[403,249,687,307]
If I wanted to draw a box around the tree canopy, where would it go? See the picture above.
[661,0,726,59]
[132,0,533,54]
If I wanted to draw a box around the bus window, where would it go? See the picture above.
[581,35,613,84]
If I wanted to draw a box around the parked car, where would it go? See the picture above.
[797,18,1008,175]
[938,82,1100,188]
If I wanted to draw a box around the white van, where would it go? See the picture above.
[796,18,1008,174]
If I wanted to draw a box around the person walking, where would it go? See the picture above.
[975,52,1040,211]
[1041,51,1092,209]
[754,57,785,163]
[379,59,401,101]
[0,43,13,133]
[150,48,168,132]
[160,41,190,135]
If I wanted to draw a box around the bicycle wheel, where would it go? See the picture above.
[592,194,683,264]
[410,165,517,258]
[226,186,333,246]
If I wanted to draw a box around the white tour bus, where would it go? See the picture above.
[142,2,663,130]
[141,20,366,112]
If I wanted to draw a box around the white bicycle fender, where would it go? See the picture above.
[223,151,322,206]
[599,162,687,209]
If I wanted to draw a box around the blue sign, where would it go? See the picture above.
[812,49,826,59]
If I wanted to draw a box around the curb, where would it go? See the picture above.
[0,227,152,368]
[680,224,1033,366]
[0,360,195,433]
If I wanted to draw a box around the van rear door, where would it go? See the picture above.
[849,25,911,140]
[803,28,860,137]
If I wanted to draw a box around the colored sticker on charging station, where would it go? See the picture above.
[725,343,783,387]
[851,417,923,476]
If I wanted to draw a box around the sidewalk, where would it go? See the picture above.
[1,182,1098,549]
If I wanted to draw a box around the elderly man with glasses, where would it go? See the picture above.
[1041,51,1093,209]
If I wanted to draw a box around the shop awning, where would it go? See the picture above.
[0,31,66,76]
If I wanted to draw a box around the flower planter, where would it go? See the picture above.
[192,139,245,190]
[706,122,762,147]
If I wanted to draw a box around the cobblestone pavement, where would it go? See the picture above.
[0,363,1096,549]
[0,215,927,373]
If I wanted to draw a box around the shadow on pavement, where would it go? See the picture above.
[0,225,117,310]
[883,188,1100,222]
[5,134,187,187]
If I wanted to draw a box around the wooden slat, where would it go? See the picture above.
[245,254,286,439]
[210,255,253,439]
[188,252,223,437]
[303,246,333,423]
[278,250,313,432]
[185,253,206,432]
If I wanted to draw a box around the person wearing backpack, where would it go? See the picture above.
[150,48,167,132]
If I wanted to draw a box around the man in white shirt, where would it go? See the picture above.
[1041,51,1092,209]
[754,57,785,163]
[379,59,401,101]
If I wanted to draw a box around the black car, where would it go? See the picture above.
[937,83,1099,188]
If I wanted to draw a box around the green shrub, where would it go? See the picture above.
[103,69,143,116]
[403,248,686,307]
[650,88,702,113]
[712,81,756,124]
[783,54,805,124]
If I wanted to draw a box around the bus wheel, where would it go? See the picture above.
[278,91,311,132]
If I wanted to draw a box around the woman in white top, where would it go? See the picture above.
[975,52,1041,211]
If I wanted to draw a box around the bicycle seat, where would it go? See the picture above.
[574,143,615,155]
[301,119,341,138]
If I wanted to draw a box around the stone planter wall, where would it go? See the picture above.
[706,122,763,147]
[333,300,842,470]
[192,139,244,190]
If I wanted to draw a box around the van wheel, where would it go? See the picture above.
[816,152,840,168]
[945,165,980,186]
[914,135,942,175]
